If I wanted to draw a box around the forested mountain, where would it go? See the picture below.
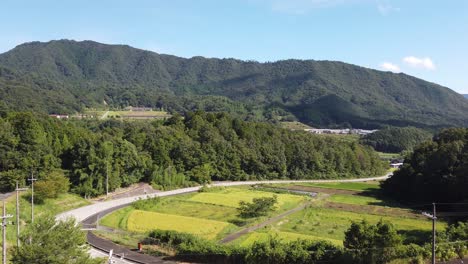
[1,39,468,128]
[0,111,385,196]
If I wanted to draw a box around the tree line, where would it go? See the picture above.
[360,126,432,153]
[382,128,468,203]
[0,111,386,197]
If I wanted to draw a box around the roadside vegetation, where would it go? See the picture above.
[0,192,89,245]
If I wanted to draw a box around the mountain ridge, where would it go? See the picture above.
[0,39,467,128]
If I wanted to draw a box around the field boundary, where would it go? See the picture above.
[219,201,313,243]
[56,174,391,262]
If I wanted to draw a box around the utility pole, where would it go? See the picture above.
[432,203,436,264]
[106,161,109,198]
[28,172,37,223]
[15,181,28,247]
[422,203,437,264]
[2,200,13,264]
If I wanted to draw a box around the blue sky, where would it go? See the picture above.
[2,0,467,93]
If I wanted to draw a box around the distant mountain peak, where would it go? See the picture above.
[0,39,468,128]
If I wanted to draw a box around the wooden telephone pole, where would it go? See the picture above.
[15,181,28,247]
[28,173,37,223]
[1,200,13,264]
[422,203,437,264]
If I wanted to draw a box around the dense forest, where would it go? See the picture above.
[1,40,468,128]
[382,128,468,203]
[0,111,386,197]
[360,126,432,153]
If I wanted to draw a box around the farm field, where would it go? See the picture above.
[188,188,305,210]
[98,182,445,250]
[127,210,233,240]
[82,109,171,119]
[232,229,343,247]
[327,193,385,205]
[99,187,308,241]
[377,152,402,160]
[272,206,442,244]
[289,181,380,192]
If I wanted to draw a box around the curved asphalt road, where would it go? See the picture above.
[57,174,391,223]
[56,174,391,263]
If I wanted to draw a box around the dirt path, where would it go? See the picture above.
[219,201,313,244]
[100,110,110,120]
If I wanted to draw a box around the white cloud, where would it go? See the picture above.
[253,0,398,15]
[261,0,349,14]
[403,56,436,70]
[380,62,400,72]
[376,0,400,15]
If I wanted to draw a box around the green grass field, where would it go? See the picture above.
[188,188,306,210]
[127,210,233,240]
[378,152,402,160]
[292,181,380,192]
[327,194,385,206]
[233,230,343,247]
[275,206,444,243]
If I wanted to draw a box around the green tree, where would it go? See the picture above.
[382,128,468,203]
[238,195,278,218]
[34,169,70,203]
[344,220,402,264]
[11,215,102,264]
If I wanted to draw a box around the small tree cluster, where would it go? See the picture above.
[238,195,278,218]
[344,220,402,264]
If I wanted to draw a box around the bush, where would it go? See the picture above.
[198,185,225,193]
[146,230,343,264]
[146,229,244,263]
[131,197,160,211]
[245,237,343,264]
[33,170,70,203]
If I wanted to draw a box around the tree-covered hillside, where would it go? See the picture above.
[0,111,386,197]
[382,128,468,203]
[1,40,468,128]
[360,126,432,153]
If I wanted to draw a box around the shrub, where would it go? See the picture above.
[33,170,70,203]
